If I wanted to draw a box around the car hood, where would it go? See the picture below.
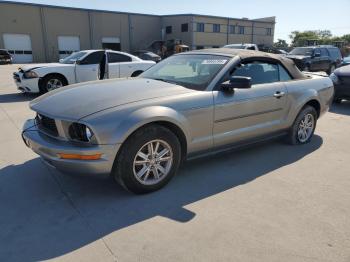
[19,63,71,72]
[334,64,350,77]
[30,78,194,120]
[286,55,309,60]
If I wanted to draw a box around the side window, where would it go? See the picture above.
[232,62,279,85]
[197,23,205,32]
[108,52,132,63]
[166,26,172,34]
[278,64,292,82]
[320,48,328,57]
[80,51,105,65]
[313,48,321,56]
[181,23,188,32]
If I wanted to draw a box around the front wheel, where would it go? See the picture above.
[40,75,67,94]
[112,124,181,194]
[286,105,317,145]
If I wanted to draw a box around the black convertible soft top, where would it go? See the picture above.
[189,48,307,80]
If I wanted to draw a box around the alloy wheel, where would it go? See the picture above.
[47,78,63,91]
[297,113,315,143]
[133,139,173,185]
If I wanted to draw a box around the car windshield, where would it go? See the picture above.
[140,54,229,91]
[60,51,87,64]
[224,45,245,49]
[289,48,313,56]
[0,50,9,55]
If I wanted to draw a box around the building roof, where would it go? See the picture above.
[0,1,275,23]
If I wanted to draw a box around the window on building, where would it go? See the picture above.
[181,23,189,32]
[266,28,272,36]
[229,25,235,34]
[213,24,220,33]
[238,26,245,35]
[196,46,204,50]
[197,23,205,32]
[166,26,172,34]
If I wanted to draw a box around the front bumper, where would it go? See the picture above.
[22,119,120,175]
[13,72,40,93]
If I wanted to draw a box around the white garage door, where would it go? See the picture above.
[102,37,121,51]
[58,36,80,59]
[3,33,33,63]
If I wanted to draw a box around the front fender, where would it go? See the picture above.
[33,67,75,85]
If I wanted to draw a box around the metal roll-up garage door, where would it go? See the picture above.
[58,36,80,59]
[3,34,33,63]
[102,37,121,51]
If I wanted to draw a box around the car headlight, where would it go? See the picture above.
[68,123,94,142]
[23,70,38,79]
[329,73,339,84]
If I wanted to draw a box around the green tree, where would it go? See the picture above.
[273,39,289,48]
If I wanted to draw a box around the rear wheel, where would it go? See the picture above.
[112,124,181,194]
[286,105,317,145]
[131,70,143,77]
[40,74,67,94]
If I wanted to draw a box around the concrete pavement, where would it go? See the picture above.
[0,64,350,262]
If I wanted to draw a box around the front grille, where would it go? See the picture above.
[36,114,58,137]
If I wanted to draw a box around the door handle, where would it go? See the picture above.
[273,91,285,98]
[92,68,96,72]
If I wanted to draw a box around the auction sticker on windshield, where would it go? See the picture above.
[202,59,227,64]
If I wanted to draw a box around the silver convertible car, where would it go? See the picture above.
[22,49,334,193]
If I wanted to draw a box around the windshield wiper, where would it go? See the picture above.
[152,78,177,84]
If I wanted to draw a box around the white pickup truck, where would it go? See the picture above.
[13,50,155,93]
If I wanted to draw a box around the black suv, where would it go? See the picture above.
[0,49,12,64]
[287,46,342,74]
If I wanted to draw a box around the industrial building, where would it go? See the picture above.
[0,1,276,63]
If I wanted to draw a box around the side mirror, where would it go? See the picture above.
[75,59,81,65]
[314,52,321,58]
[221,76,252,92]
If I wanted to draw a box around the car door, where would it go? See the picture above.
[213,61,289,147]
[107,52,122,79]
[107,52,134,78]
[320,48,331,71]
[310,48,322,71]
[75,51,105,83]
[119,55,138,77]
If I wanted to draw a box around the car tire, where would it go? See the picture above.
[39,74,67,94]
[112,124,181,194]
[286,105,318,145]
[131,70,143,77]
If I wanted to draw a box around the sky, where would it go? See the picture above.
[4,0,350,42]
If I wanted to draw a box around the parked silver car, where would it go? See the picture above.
[22,49,334,193]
